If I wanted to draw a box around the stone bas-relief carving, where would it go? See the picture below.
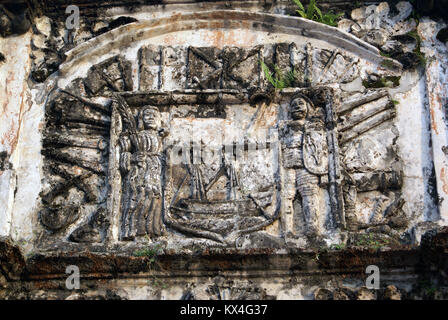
[279,94,329,239]
[37,44,404,249]
[164,130,280,244]
[337,91,405,241]
[3,0,448,301]
[38,56,133,243]
[117,99,168,240]
[112,88,283,245]
[138,42,361,92]
[22,0,436,254]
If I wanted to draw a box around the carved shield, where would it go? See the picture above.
[303,120,329,175]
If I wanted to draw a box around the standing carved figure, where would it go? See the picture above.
[118,103,168,240]
[280,95,329,238]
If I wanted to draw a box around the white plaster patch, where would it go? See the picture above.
[394,72,440,222]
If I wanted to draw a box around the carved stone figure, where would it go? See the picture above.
[280,95,328,238]
[37,41,405,248]
[118,105,168,240]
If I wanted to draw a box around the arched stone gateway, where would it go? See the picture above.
[1,0,447,300]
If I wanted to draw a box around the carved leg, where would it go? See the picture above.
[121,174,138,240]
[122,202,135,240]
[143,157,164,238]
[343,184,359,231]
[296,169,320,237]
[127,186,145,239]
[145,198,155,237]
[136,195,150,236]
[123,167,137,239]
[284,169,297,237]
[145,197,163,238]
[120,186,131,239]
[152,198,163,237]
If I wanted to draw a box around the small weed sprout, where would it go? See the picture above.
[133,236,163,264]
[293,0,344,27]
[133,237,166,289]
[260,60,296,89]
[354,233,391,250]
[407,30,427,67]
[330,243,346,250]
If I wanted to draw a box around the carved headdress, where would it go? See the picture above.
[290,93,314,107]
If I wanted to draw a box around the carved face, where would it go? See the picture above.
[141,107,160,130]
[290,97,309,120]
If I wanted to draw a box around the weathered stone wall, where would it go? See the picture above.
[1,0,448,300]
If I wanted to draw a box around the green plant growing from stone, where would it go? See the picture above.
[292,0,344,27]
[151,277,168,290]
[133,237,163,264]
[407,30,427,67]
[133,237,166,289]
[363,76,401,89]
[380,51,392,58]
[260,60,296,89]
[380,59,398,70]
[354,233,391,250]
[330,243,346,250]
[12,229,28,247]
[418,279,438,298]
[408,1,421,24]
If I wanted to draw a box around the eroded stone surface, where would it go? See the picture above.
[1,0,447,300]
